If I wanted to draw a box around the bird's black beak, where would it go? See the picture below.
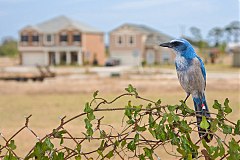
[159,42,172,48]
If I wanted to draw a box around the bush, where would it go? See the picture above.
[0,39,18,57]
[0,85,239,159]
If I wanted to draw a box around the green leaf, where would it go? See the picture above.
[179,120,192,133]
[76,144,81,154]
[224,98,232,114]
[121,139,127,148]
[127,140,136,152]
[187,154,193,160]
[134,133,140,142]
[57,152,64,160]
[87,112,95,121]
[143,147,153,160]
[167,113,174,124]
[139,154,146,160]
[97,149,103,157]
[125,84,138,95]
[8,140,16,150]
[234,120,240,135]
[213,100,221,110]
[149,114,155,128]
[75,155,81,160]
[217,138,225,157]
[228,138,240,160]
[222,124,232,134]
[84,118,92,129]
[202,139,211,154]
[156,99,161,106]
[136,125,146,132]
[106,150,114,159]
[168,105,177,112]
[200,116,210,130]
[177,147,186,157]
[4,152,17,160]
[84,102,92,113]
[210,119,218,133]
[44,138,54,150]
[93,90,99,98]
[100,130,107,139]
[148,128,156,138]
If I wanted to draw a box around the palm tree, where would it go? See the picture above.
[208,27,223,47]
[190,26,202,41]
[224,21,240,43]
[224,25,233,43]
[230,21,240,43]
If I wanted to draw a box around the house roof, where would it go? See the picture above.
[21,16,103,34]
[111,23,173,45]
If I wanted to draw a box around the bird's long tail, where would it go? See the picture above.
[193,94,213,142]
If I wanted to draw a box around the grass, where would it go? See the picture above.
[0,90,239,130]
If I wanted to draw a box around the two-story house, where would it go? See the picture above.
[109,23,174,66]
[18,16,105,66]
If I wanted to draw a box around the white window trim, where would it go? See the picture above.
[21,33,28,46]
[44,34,54,46]
[60,32,68,45]
[127,35,136,47]
[73,32,81,45]
[115,35,125,47]
[32,32,39,46]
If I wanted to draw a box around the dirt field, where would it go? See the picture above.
[0,68,239,159]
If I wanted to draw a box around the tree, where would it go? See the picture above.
[208,27,223,47]
[225,25,233,43]
[190,26,202,41]
[224,21,240,43]
[0,37,18,57]
[230,21,240,43]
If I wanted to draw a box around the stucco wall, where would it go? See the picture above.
[83,33,105,65]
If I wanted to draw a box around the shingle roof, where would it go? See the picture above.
[22,16,103,34]
[111,23,173,45]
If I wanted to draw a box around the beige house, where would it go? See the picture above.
[18,16,105,66]
[109,23,174,66]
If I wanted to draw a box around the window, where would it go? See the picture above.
[47,35,51,42]
[73,34,81,42]
[60,35,68,42]
[128,35,136,46]
[32,35,39,42]
[129,36,134,44]
[118,36,122,44]
[21,35,28,42]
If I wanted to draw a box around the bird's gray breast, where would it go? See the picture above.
[176,57,205,95]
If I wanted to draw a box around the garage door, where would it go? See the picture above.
[111,51,141,66]
[22,52,46,66]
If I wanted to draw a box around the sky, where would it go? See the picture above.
[0,0,239,43]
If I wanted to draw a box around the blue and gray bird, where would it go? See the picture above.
[159,39,213,142]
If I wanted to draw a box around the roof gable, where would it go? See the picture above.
[21,16,103,34]
[111,23,173,44]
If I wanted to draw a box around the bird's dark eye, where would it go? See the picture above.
[171,41,182,47]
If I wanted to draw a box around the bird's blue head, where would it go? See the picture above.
[159,39,196,57]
